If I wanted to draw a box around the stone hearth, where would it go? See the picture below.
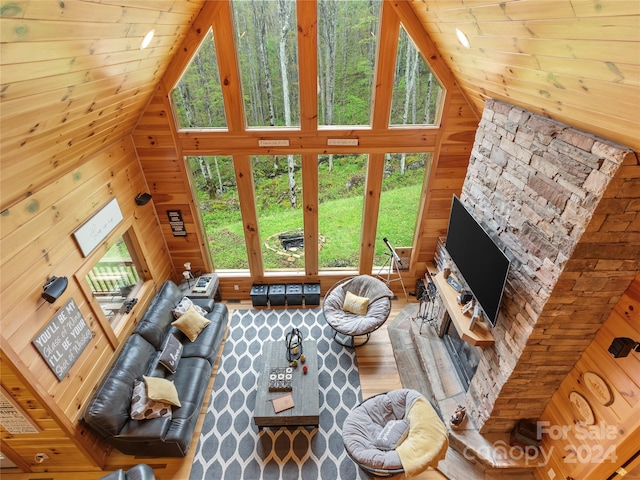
[388,305,538,479]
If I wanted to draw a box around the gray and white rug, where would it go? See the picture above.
[190,308,370,479]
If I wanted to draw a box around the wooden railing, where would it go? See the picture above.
[85,258,140,296]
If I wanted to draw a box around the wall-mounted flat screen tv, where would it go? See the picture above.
[445,195,510,326]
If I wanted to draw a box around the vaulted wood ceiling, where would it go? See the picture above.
[1,0,638,211]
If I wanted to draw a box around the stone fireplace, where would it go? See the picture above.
[441,316,480,391]
[444,99,636,434]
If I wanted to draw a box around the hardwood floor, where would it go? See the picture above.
[2,298,447,480]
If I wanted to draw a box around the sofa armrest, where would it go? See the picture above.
[126,464,156,480]
[190,298,215,312]
[99,464,155,480]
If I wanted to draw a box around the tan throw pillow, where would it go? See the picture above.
[343,291,369,315]
[130,378,173,420]
[172,304,211,342]
[143,375,181,407]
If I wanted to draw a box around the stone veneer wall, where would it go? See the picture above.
[460,99,637,433]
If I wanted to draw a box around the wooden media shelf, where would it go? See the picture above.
[431,271,494,348]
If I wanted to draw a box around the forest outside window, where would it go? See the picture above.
[170,0,447,277]
[232,0,300,128]
[252,156,305,271]
[186,156,249,270]
[317,0,381,127]
[318,155,366,270]
[390,27,444,127]
[375,153,433,267]
[171,29,227,129]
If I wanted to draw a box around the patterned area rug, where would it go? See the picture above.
[190,308,370,480]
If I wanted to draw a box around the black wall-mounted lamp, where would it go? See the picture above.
[608,337,640,359]
[42,276,68,303]
[135,193,153,206]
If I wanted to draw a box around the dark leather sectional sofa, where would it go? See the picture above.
[83,280,228,457]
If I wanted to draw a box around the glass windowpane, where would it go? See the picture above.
[318,0,381,126]
[318,155,366,269]
[390,27,444,126]
[232,0,300,128]
[187,156,249,270]
[252,156,304,270]
[171,29,228,129]
[86,234,143,329]
[375,153,432,265]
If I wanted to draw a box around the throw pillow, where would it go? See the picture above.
[343,291,369,315]
[172,296,207,319]
[172,304,211,342]
[143,375,181,407]
[159,334,183,374]
[374,418,410,451]
[130,378,172,420]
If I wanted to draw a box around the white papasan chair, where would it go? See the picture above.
[322,274,394,347]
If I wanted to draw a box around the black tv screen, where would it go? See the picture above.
[445,195,510,326]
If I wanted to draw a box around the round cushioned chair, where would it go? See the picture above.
[342,389,448,478]
[323,275,393,347]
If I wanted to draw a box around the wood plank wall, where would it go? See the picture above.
[0,137,173,472]
[535,273,640,480]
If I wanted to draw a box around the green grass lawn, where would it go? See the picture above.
[206,183,421,270]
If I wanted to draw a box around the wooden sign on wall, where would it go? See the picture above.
[73,197,123,257]
[0,386,40,434]
[167,210,187,237]
[32,298,93,381]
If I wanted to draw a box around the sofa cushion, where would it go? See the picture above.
[159,334,182,374]
[171,305,210,342]
[179,303,228,364]
[374,418,410,451]
[84,334,157,437]
[135,281,182,349]
[130,378,172,420]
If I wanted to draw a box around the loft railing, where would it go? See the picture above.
[86,258,140,296]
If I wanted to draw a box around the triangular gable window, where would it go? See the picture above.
[390,26,444,127]
[171,29,227,129]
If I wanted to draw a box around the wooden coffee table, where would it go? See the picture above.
[254,339,320,429]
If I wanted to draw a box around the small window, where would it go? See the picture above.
[85,233,144,330]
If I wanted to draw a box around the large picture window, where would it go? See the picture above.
[171,1,446,279]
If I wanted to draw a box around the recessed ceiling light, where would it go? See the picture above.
[455,28,470,49]
[141,29,155,50]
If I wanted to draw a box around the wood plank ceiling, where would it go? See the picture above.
[406,0,640,152]
[0,0,207,210]
[1,0,639,211]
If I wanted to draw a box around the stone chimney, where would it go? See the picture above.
[461,99,638,433]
